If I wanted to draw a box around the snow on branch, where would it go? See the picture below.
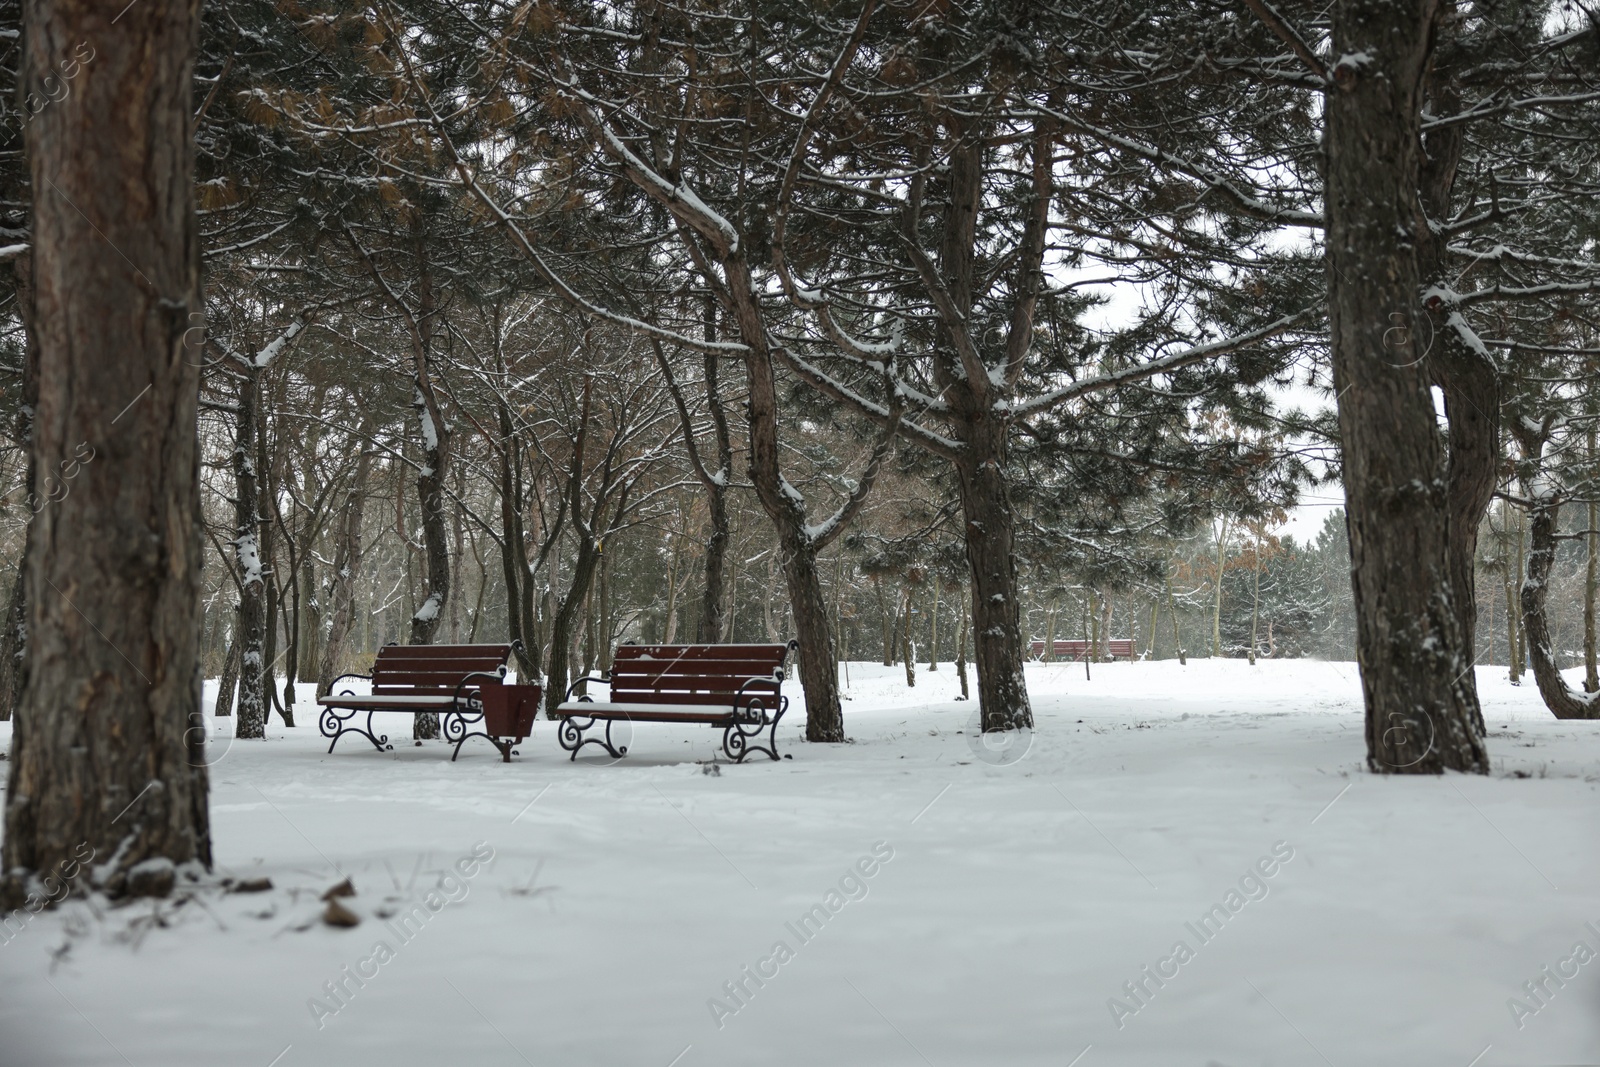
[1027,104,1323,230]
[1012,309,1313,418]
[553,74,741,257]
[779,347,963,460]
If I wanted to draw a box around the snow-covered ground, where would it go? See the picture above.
[2,659,1597,1067]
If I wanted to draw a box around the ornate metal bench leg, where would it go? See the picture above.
[319,707,390,754]
[445,708,489,762]
[724,699,786,763]
[558,715,627,761]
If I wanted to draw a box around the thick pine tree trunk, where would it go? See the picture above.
[1326,0,1486,773]
[3,0,210,899]
[1417,24,1493,735]
[953,426,1032,731]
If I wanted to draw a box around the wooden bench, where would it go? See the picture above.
[551,642,796,763]
[318,643,539,761]
[1030,638,1136,661]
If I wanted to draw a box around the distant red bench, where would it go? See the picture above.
[1030,638,1135,661]
[318,643,540,762]
[551,642,795,762]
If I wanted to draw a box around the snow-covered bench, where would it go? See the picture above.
[552,642,795,763]
[318,643,532,759]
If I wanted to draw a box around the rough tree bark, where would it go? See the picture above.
[1325,0,1487,773]
[3,0,211,899]
[936,129,1035,732]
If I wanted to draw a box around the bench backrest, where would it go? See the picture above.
[608,643,791,707]
[1030,639,1136,661]
[371,643,514,696]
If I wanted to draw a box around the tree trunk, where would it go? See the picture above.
[1587,430,1598,693]
[495,396,540,681]
[1249,541,1262,666]
[299,556,319,685]
[281,543,300,718]
[407,347,449,740]
[875,576,894,666]
[1089,588,1103,663]
[542,539,602,719]
[214,615,240,719]
[1417,21,1494,736]
[1099,590,1113,661]
[1500,500,1521,678]
[1325,0,1486,773]
[953,430,1032,731]
[927,583,939,671]
[3,0,210,900]
[1520,498,1600,719]
[319,434,373,696]
[900,585,915,688]
[1168,571,1186,666]
[233,367,268,739]
[697,481,730,643]
[1511,506,1527,682]
[694,305,733,644]
[0,253,39,723]
[1211,516,1230,657]
[257,393,291,728]
[955,588,970,699]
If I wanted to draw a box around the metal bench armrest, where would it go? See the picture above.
[327,671,373,695]
[453,668,507,707]
[563,674,611,703]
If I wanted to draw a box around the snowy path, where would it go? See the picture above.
[2,660,1597,1066]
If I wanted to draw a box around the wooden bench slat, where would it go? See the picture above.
[612,662,782,678]
[614,647,787,663]
[608,682,778,696]
[375,643,512,655]
[604,668,780,684]
[607,691,775,705]
[371,671,505,686]
[554,701,738,724]
[373,658,511,671]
